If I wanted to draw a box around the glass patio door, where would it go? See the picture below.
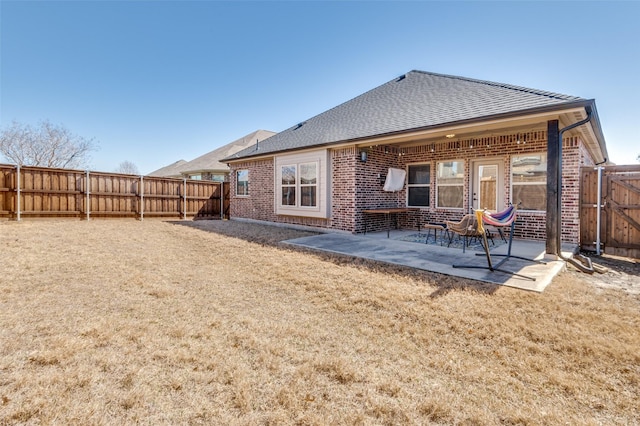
[472,160,503,212]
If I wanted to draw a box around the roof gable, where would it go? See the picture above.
[226,70,587,161]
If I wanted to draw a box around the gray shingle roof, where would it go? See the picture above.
[147,159,188,178]
[225,70,586,161]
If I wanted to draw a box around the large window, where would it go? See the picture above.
[407,164,430,207]
[511,153,546,211]
[236,169,249,196]
[275,150,328,218]
[279,162,317,208]
[436,160,464,208]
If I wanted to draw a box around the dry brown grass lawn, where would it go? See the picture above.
[1,219,638,425]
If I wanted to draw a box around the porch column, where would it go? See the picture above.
[546,120,560,255]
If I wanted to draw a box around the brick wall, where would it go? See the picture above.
[229,130,593,244]
[229,158,333,229]
[331,148,357,232]
[355,147,402,233]
[229,159,276,222]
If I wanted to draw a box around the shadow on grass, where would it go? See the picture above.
[170,219,501,297]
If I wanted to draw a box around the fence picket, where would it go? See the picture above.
[0,164,224,220]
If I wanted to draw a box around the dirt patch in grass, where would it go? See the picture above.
[570,251,640,295]
[1,219,638,424]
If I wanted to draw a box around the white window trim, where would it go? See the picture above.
[236,169,249,197]
[275,150,330,218]
[436,160,464,210]
[406,162,431,208]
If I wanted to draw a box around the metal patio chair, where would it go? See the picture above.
[445,214,485,253]
[452,205,545,281]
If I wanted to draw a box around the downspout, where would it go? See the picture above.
[557,107,594,273]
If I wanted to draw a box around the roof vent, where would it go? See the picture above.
[396,74,406,82]
[294,121,306,130]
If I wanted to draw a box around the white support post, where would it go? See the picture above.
[86,170,90,221]
[16,164,21,221]
[220,182,224,219]
[183,178,187,219]
[140,175,144,221]
[595,166,604,255]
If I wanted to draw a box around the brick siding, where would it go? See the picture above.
[229,131,593,244]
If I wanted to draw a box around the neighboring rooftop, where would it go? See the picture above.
[148,159,188,178]
[180,129,276,175]
[225,70,589,161]
[148,129,276,178]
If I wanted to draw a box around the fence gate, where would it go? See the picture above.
[580,165,640,259]
[223,182,230,219]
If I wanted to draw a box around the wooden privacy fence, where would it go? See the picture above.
[0,164,230,220]
[580,164,640,259]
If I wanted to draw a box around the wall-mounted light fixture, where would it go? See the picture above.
[359,150,368,162]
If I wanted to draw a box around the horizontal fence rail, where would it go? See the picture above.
[0,163,228,220]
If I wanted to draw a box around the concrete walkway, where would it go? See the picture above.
[283,230,573,292]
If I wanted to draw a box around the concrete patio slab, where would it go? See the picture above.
[283,231,572,292]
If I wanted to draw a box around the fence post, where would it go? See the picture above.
[86,170,91,221]
[219,182,224,219]
[140,175,144,221]
[16,164,21,221]
[183,178,187,219]
[595,166,604,255]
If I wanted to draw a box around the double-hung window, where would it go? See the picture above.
[299,163,317,207]
[407,164,430,207]
[511,153,546,211]
[281,165,296,205]
[436,160,464,209]
[236,169,249,196]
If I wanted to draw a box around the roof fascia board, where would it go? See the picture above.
[583,101,608,162]
[225,152,278,164]
[181,168,229,174]
[225,145,337,164]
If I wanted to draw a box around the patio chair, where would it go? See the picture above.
[445,214,485,253]
[452,205,545,281]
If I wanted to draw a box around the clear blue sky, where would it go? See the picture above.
[1,1,638,174]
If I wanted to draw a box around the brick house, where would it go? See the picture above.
[223,71,608,251]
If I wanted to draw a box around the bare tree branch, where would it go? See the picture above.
[0,120,98,168]
[114,161,140,175]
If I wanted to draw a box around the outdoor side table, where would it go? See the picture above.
[422,223,449,245]
[363,208,419,238]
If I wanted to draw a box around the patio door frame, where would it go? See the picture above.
[470,158,505,213]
